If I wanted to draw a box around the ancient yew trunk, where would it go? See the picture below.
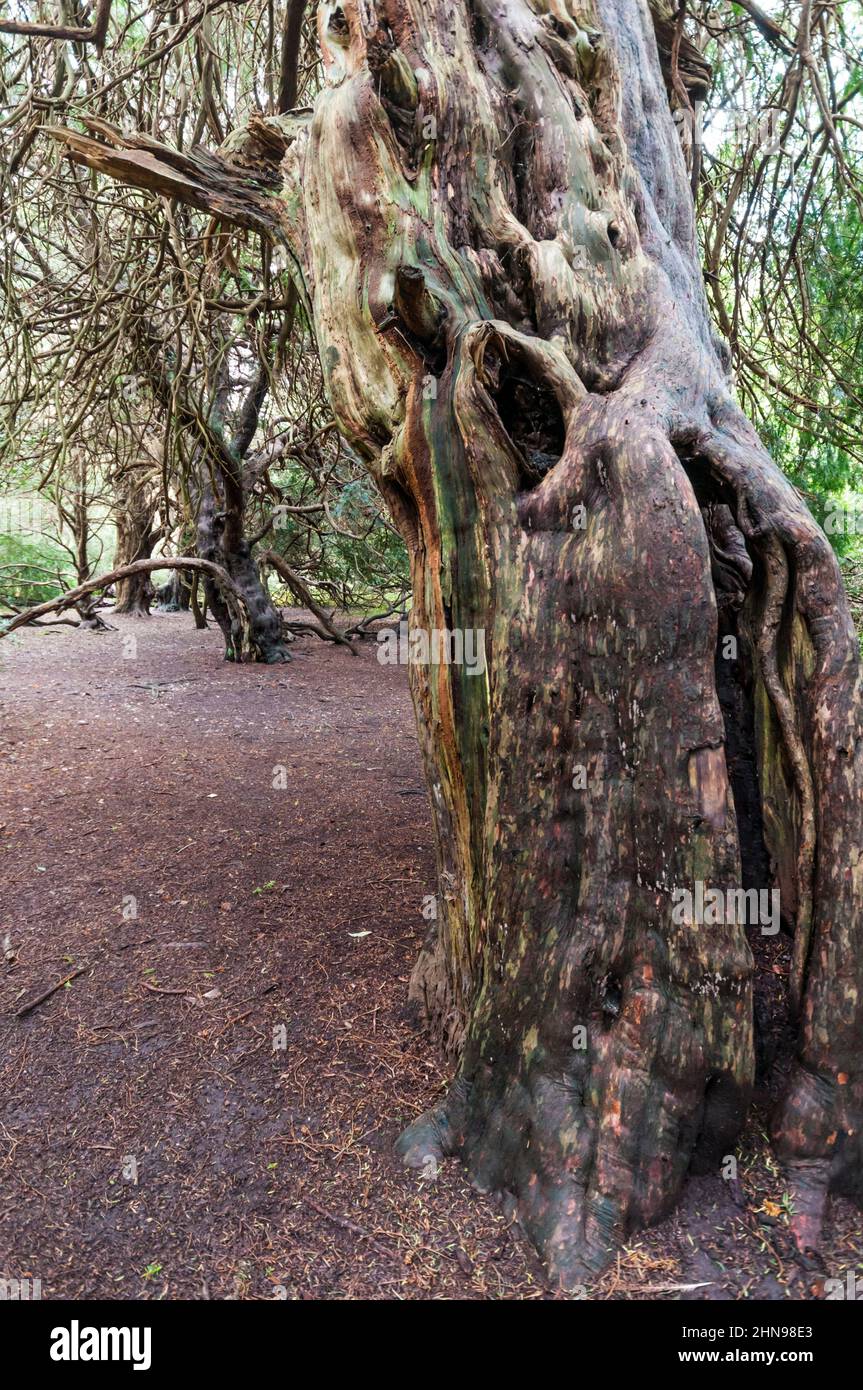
[112,466,161,617]
[51,0,863,1284]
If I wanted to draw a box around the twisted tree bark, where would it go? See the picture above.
[49,0,863,1287]
[193,469,291,663]
[112,467,161,616]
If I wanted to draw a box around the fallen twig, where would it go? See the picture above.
[612,1280,715,1293]
[303,1197,396,1260]
[16,964,90,1017]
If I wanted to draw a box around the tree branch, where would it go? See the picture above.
[278,0,308,114]
[43,116,292,237]
[1,558,249,636]
[260,549,356,651]
[0,0,113,46]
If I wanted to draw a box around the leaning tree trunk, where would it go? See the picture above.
[50,0,863,1287]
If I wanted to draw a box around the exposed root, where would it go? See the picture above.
[395,1084,466,1171]
[753,535,816,1014]
[784,1157,831,1260]
[396,1083,613,1288]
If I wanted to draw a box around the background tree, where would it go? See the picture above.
[1,0,406,648]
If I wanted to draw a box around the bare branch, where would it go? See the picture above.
[1,557,249,636]
[0,0,113,47]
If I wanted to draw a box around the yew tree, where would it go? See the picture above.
[43,0,863,1284]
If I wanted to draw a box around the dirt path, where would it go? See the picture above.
[1,613,860,1299]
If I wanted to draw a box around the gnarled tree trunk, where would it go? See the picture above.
[192,466,292,664]
[155,569,192,612]
[50,0,863,1287]
[112,467,160,616]
[283,0,863,1283]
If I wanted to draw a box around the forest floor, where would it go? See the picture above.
[1,611,861,1301]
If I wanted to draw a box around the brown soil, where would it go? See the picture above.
[0,611,860,1300]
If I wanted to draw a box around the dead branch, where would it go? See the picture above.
[16,965,91,1018]
[43,116,293,237]
[260,549,356,651]
[0,0,112,46]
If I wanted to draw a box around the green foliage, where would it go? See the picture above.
[697,3,863,560]
[265,463,408,613]
[0,532,72,609]
[754,197,863,545]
